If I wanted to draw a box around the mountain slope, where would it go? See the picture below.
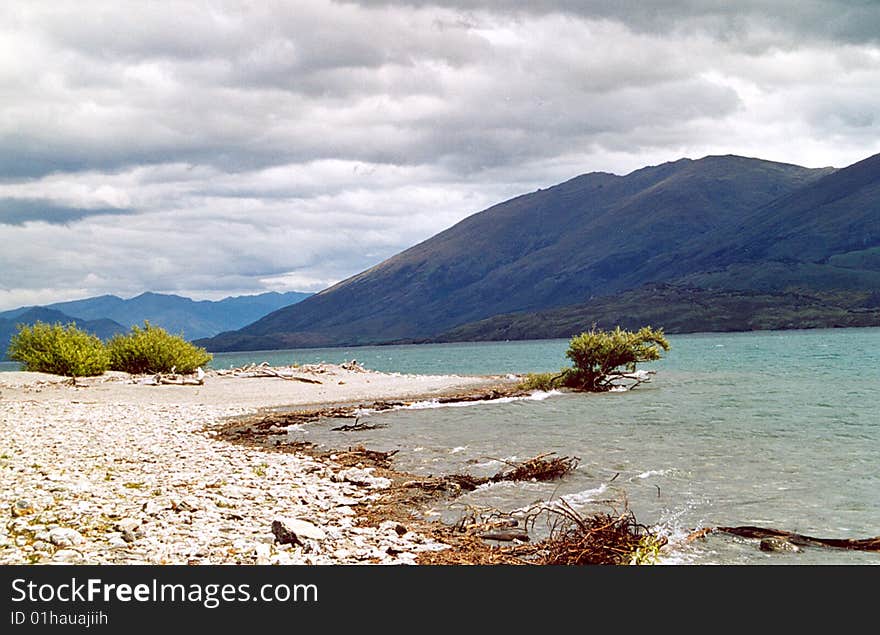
[201,155,835,351]
[436,284,880,341]
[679,152,880,292]
[433,152,880,339]
[0,291,311,340]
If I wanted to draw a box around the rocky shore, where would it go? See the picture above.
[0,364,510,565]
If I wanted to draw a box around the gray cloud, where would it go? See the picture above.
[355,1,880,45]
[0,1,879,309]
[0,198,132,225]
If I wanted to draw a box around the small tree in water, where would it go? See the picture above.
[561,326,670,392]
[521,326,670,393]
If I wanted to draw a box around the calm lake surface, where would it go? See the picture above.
[4,328,878,564]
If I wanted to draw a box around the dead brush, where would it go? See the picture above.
[529,499,667,565]
[488,452,579,484]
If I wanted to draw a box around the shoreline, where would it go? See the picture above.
[0,364,522,565]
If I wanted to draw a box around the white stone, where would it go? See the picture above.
[254,543,271,565]
[49,527,85,547]
[116,518,140,532]
[53,549,84,563]
[273,518,327,542]
[334,468,392,489]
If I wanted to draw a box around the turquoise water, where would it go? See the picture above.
[207,339,574,375]
[4,328,878,564]
[266,328,880,565]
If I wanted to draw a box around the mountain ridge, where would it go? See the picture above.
[0,290,312,343]
[201,152,868,351]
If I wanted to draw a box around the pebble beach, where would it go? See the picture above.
[0,365,499,565]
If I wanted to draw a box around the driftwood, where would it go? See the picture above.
[156,375,204,386]
[231,362,322,384]
[683,525,880,552]
[404,453,579,494]
[446,507,532,545]
[716,526,880,552]
[323,445,400,469]
[478,528,530,542]
[140,370,205,386]
[490,452,579,483]
[434,387,530,403]
[331,418,389,432]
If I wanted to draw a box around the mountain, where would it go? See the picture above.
[202,153,868,351]
[0,291,311,341]
[439,152,880,340]
[1,307,126,360]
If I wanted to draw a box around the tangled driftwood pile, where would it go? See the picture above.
[418,500,665,565]
[535,501,665,564]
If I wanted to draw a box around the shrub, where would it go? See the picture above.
[561,326,670,392]
[108,321,212,374]
[7,321,110,377]
[517,372,559,392]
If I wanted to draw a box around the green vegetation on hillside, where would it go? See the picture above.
[441,284,880,342]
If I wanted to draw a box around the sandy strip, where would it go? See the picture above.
[0,365,510,565]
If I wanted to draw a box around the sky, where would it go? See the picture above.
[1,0,879,310]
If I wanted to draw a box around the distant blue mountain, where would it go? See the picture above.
[0,290,311,345]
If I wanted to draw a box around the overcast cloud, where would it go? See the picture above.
[1,0,879,310]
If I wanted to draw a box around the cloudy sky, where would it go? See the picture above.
[1,1,879,310]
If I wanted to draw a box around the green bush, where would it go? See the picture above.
[517,372,560,391]
[561,326,670,392]
[7,322,110,377]
[108,321,212,374]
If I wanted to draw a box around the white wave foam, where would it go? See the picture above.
[636,469,669,479]
[402,390,562,411]
[649,499,714,564]
[560,483,609,506]
[470,457,514,469]
[449,446,468,454]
